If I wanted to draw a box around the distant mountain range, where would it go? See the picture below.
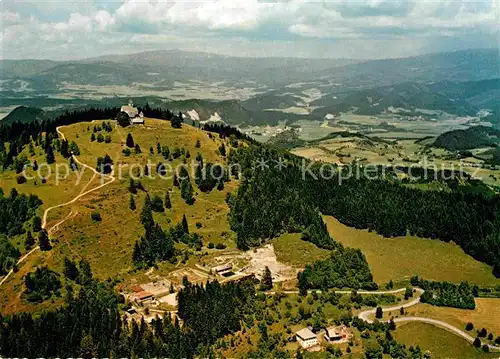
[311,79,500,118]
[1,48,498,91]
[1,48,499,127]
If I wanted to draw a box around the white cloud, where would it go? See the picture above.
[1,0,498,60]
[93,10,116,31]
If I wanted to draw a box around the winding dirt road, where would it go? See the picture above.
[0,126,116,288]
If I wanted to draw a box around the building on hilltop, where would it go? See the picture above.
[121,100,144,124]
[296,327,318,349]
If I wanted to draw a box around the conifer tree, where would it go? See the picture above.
[25,231,35,250]
[45,143,55,164]
[38,229,51,251]
[260,266,273,291]
[32,216,42,232]
[141,195,154,230]
[182,214,189,234]
[126,133,135,148]
[180,179,194,204]
[165,192,172,209]
[63,257,79,280]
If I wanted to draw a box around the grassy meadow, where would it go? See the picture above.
[401,299,500,336]
[324,216,499,287]
[273,233,331,267]
[394,322,498,359]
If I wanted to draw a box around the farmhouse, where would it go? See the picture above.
[121,101,144,124]
[295,327,318,349]
[325,325,351,343]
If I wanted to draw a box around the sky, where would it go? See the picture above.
[1,0,498,60]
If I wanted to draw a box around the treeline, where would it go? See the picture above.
[203,123,257,144]
[0,267,255,358]
[228,144,500,276]
[0,104,182,169]
[411,276,477,309]
[297,247,377,292]
[0,107,119,169]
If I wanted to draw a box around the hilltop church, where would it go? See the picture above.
[121,101,144,124]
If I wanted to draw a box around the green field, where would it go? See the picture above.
[324,216,499,286]
[273,233,331,267]
[394,322,497,359]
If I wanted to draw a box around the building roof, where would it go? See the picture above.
[121,104,139,118]
[326,327,341,338]
[134,291,153,300]
[131,285,144,293]
[296,328,316,340]
[326,325,349,339]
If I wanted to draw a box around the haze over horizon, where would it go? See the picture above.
[1,0,498,61]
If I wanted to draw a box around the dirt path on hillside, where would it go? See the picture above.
[0,126,116,288]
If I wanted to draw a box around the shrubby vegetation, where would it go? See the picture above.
[0,235,20,275]
[132,196,202,267]
[23,266,61,303]
[297,247,377,292]
[0,188,42,237]
[411,276,477,309]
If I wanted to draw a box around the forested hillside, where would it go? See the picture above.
[0,264,256,358]
[433,125,500,151]
[228,145,500,277]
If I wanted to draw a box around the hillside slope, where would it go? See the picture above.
[433,126,500,151]
[1,106,48,125]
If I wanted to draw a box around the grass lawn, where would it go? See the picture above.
[394,322,498,359]
[273,233,331,267]
[324,216,499,287]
